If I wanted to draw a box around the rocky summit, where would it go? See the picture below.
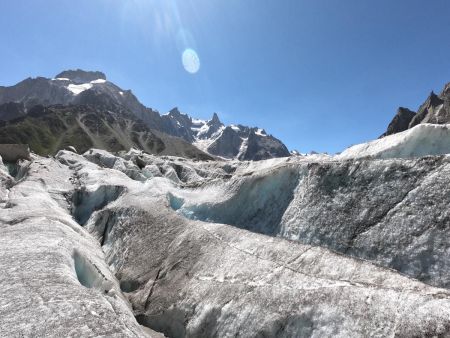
[381,82,450,137]
[3,74,450,337]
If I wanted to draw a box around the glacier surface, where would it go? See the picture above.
[338,123,450,160]
[3,139,450,337]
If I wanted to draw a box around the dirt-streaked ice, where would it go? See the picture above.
[3,143,450,337]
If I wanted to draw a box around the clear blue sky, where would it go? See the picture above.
[1,0,450,153]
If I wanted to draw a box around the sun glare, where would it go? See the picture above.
[182,48,200,74]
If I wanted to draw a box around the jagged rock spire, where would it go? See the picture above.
[209,112,221,125]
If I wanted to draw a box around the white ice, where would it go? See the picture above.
[90,79,107,84]
[67,83,94,95]
[337,123,450,160]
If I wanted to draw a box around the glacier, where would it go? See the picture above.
[3,126,450,337]
[337,123,450,160]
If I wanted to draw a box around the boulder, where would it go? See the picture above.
[0,144,30,162]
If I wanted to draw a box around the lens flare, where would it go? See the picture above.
[182,49,200,74]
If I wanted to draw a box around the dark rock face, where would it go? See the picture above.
[409,91,446,127]
[207,126,242,158]
[239,131,290,160]
[160,108,195,143]
[0,102,26,121]
[55,69,106,83]
[0,71,163,129]
[0,77,73,110]
[381,107,416,137]
[383,83,450,136]
[203,122,290,160]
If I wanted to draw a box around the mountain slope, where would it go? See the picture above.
[0,104,212,160]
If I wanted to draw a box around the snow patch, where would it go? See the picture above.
[192,118,206,124]
[90,79,107,84]
[237,137,248,159]
[255,128,267,136]
[196,124,211,138]
[67,83,93,95]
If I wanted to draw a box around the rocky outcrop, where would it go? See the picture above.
[239,130,290,160]
[382,83,450,136]
[0,76,73,110]
[207,126,242,158]
[55,69,107,83]
[409,91,446,127]
[0,102,26,121]
[381,107,416,137]
[160,108,196,143]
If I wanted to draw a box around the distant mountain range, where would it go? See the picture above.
[0,69,290,160]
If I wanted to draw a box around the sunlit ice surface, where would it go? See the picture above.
[182,48,200,74]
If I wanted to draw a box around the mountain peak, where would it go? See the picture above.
[380,107,416,137]
[209,112,221,125]
[441,82,450,96]
[54,69,106,84]
[169,107,181,116]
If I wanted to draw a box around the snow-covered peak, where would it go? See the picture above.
[55,69,106,84]
[159,109,289,160]
[210,112,221,125]
[168,107,183,117]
